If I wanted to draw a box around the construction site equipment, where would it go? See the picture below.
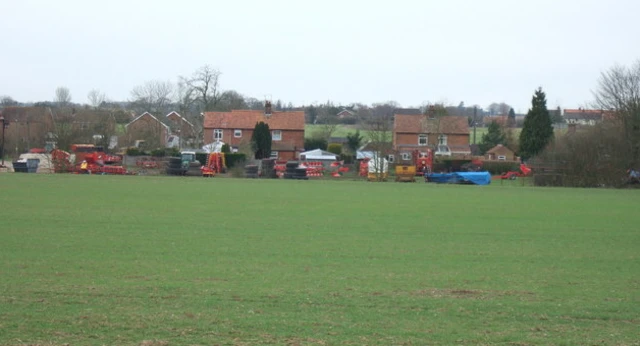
[395,165,416,182]
[299,161,324,177]
[71,144,122,165]
[165,150,205,176]
[499,163,532,180]
[367,156,389,182]
[49,145,127,175]
[79,152,127,175]
[201,152,226,177]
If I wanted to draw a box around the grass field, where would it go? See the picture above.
[304,124,520,145]
[1,174,639,345]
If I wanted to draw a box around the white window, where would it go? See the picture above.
[438,134,448,145]
[213,129,223,140]
[270,151,279,159]
[272,130,282,141]
[387,154,395,163]
[498,155,506,161]
[418,134,428,146]
[234,129,242,138]
[401,152,411,161]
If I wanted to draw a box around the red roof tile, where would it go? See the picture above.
[394,114,469,135]
[204,110,304,131]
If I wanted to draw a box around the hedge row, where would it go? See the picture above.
[480,161,521,175]
[126,147,181,157]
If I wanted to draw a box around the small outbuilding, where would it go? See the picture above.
[299,149,338,162]
[485,144,517,161]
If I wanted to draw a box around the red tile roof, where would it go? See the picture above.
[204,110,305,130]
[564,109,604,114]
[394,114,469,135]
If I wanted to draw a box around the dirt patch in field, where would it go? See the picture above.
[407,288,536,300]
[139,340,169,346]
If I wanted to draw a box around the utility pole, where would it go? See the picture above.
[473,106,477,144]
[0,116,9,167]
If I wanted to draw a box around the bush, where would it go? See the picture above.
[340,154,355,164]
[225,153,247,168]
[150,147,180,157]
[221,144,231,154]
[304,138,328,151]
[481,161,520,175]
[126,147,145,156]
[195,153,208,166]
[327,143,342,155]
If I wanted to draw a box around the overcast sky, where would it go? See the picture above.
[1,0,639,113]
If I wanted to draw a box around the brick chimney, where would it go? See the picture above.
[265,101,272,117]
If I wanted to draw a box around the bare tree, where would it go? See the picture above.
[315,106,340,141]
[487,102,512,116]
[87,89,107,109]
[592,59,640,166]
[420,102,449,150]
[55,87,72,106]
[182,65,222,112]
[49,108,82,151]
[218,90,247,111]
[92,113,118,151]
[1,95,18,108]
[129,80,174,115]
[360,105,394,181]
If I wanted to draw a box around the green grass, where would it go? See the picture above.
[305,124,367,139]
[306,125,568,146]
[1,175,639,345]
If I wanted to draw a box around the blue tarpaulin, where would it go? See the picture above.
[425,172,491,185]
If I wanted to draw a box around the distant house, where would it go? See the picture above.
[0,106,121,154]
[123,112,170,148]
[0,106,55,155]
[563,109,605,126]
[165,111,195,148]
[485,144,517,161]
[483,116,508,127]
[393,112,471,160]
[203,103,305,160]
[356,141,394,161]
[336,109,355,119]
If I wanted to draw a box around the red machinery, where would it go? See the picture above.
[275,161,287,178]
[52,144,127,174]
[79,152,127,175]
[299,161,324,177]
[71,144,122,165]
[500,163,532,180]
[200,152,226,177]
[51,149,72,173]
[359,158,370,177]
[412,149,433,176]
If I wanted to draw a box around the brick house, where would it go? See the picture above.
[203,106,305,160]
[563,109,606,126]
[123,112,170,148]
[485,144,517,161]
[0,107,55,156]
[336,109,355,119]
[166,111,195,148]
[393,113,470,160]
[483,115,508,127]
